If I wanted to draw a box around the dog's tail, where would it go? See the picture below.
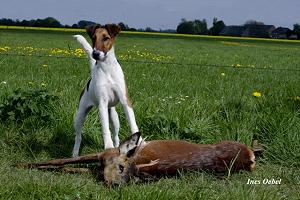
[73,35,96,67]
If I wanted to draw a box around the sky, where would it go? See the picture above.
[1,0,300,30]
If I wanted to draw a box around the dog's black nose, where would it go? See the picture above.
[92,50,100,60]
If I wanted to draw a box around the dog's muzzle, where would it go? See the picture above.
[92,50,106,61]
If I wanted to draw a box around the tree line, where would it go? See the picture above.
[0,17,139,31]
[0,17,224,34]
[177,18,300,38]
[176,18,225,36]
[0,17,299,37]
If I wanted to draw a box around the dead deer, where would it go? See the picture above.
[16,132,255,185]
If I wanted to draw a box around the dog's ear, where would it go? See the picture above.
[104,24,121,38]
[86,24,101,39]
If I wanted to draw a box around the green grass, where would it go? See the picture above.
[0,29,299,199]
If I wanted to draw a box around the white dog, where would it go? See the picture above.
[72,24,139,157]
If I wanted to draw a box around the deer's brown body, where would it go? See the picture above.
[16,133,255,185]
[133,140,255,175]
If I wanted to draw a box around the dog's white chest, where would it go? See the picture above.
[90,63,124,107]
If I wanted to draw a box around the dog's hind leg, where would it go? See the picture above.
[109,107,120,147]
[73,96,93,157]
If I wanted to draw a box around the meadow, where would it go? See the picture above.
[0,28,299,199]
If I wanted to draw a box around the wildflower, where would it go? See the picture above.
[0,47,7,52]
[221,72,226,76]
[293,96,300,102]
[235,64,242,68]
[252,91,262,98]
[74,48,85,57]
[43,64,48,67]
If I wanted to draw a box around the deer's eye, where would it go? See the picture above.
[119,165,124,173]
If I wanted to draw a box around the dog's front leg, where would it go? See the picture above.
[122,104,139,134]
[117,87,139,134]
[99,101,114,149]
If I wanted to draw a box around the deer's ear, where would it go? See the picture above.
[119,132,141,158]
[86,24,101,39]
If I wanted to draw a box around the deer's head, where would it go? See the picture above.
[101,132,142,185]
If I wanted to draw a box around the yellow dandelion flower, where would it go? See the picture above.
[75,48,84,54]
[252,91,262,98]
[235,64,242,68]
[293,96,300,102]
[0,47,7,52]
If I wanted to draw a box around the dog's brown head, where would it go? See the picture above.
[86,24,121,61]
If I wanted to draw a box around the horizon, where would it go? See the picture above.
[1,0,300,30]
[0,16,298,31]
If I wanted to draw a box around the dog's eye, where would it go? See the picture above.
[103,37,110,41]
[119,165,124,173]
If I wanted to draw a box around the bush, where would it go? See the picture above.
[0,88,59,124]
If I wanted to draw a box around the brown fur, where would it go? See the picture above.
[16,138,255,186]
[86,24,121,53]
[134,140,255,175]
[101,139,255,185]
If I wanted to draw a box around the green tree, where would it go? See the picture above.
[209,17,225,36]
[118,22,129,31]
[177,18,208,35]
[71,23,78,28]
[145,27,155,32]
[194,19,208,34]
[43,17,62,28]
[77,20,95,29]
[177,19,195,34]
[294,23,300,39]
[244,20,264,25]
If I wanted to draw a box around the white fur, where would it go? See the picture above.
[74,35,95,68]
[72,35,139,157]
